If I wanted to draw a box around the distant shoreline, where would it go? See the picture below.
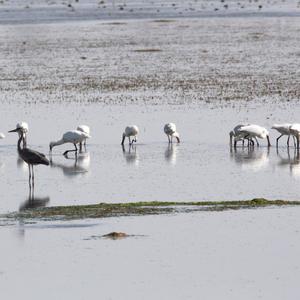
[0,6,299,25]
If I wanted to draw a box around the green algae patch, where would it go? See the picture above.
[3,198,300,221]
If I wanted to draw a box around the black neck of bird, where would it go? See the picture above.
[17,131,24,153]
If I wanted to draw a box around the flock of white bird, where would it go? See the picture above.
[0,122,181,185]
[229,123,300,148]
[1,121,300,186]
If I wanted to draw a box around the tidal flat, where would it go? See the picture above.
[0,1,300,299]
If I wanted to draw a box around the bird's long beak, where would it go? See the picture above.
[176,136,180,143]
[8,128,18,133]
[267,135,271,147]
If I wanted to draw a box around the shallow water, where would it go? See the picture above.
[1,0,299,25]
[1,207,300,299]
[1,101,300,213]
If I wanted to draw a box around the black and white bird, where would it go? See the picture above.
[9,127,49,186]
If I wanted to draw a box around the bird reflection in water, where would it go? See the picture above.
[230,147,270,172]
[164,143,178,166]
[122,144,139,166]
[19,188,50,211]
[276,148,300,178]
[16,188,49,239]
[50,151,90,177]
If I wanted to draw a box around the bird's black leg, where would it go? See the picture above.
[128,137,131,145]
[79,142,82,153]
[254,137,259,147]
[287,135,290,147]
[244,135,249,147]
[293,135,296,148]
[32,165,35,189]
[63,143,78,156]
[276,134,283,148]
[28,164,31,188]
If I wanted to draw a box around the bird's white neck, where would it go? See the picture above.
[50,139,65,148]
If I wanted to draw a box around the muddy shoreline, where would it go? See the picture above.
[4,198,300,221]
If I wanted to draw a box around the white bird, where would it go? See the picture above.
[237,124,271,147]
[121,125,139,145]
[0,133,5,139]
[77,125,90,150]
[229,124,250,147]
[271,123,295,147]
[289,123,300,149]
[164,123,180,143]
[50,130,91,156]
[16,121,29,147]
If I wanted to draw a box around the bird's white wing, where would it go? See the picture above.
[238,124,263,136]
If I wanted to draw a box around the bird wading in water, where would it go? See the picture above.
[50,130,91,156]
[164,123,180,143]
[9,127,49,188]
[121,125,139,146]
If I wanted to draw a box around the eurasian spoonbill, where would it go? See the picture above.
[289,124,300,149]
[271,123,295,147]
[77,125,90,150]
[229,124,250,147]
[237,124,271,147]
[121,125,139,145]
[50,130,91,156]
[164,123,180,143]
